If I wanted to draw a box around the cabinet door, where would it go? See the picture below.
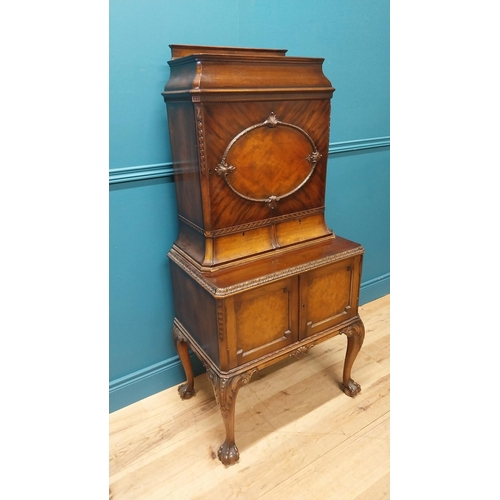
[300,256,361,339]
[226,276,299,367]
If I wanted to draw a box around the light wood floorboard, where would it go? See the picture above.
[110,294,390,500]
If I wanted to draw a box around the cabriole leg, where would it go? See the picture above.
[340,319,365,397]
[206,368,257,466]
[173,323,195,399]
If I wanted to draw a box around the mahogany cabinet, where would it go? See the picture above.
[163,45,365,466]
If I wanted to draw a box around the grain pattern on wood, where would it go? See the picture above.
[109,295,390,499]
[163,45,334,269]
[159,44,370,468]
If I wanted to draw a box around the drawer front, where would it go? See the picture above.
[300,256,361,338]
[226,276,299,367]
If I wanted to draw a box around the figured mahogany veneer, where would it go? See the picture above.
[163,45,365,466]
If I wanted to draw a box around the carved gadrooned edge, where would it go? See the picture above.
[168,245,364,297]
[289,344,314,360]
[178,206,327,237]
[205,367,258,418]
[215,112,322,209]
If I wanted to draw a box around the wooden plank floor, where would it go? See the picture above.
[109,294,390,500]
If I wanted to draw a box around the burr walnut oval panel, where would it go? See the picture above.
[215,112,322,209]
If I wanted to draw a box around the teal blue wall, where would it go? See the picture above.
[109,0,389,412]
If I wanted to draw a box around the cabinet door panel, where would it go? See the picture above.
[228,277,298,366]
[300,257,360,338]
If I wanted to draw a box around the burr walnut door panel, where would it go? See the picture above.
[226,277,299,368]
[300,257,361,339]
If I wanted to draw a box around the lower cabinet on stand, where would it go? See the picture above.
[169,236,366,466]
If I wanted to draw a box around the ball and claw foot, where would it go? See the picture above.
[178,382,195,400]
[342,379,361,397]
[218,442,240,466]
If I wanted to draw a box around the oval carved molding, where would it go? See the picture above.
[215,112,322,209]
